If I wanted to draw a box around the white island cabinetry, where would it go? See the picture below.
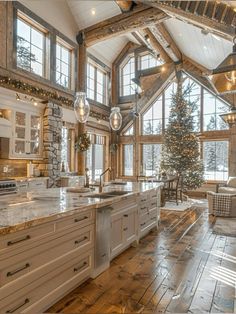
[0,209,95,314]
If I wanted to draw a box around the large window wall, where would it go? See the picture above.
[87,60,108,105]
[120,74,230,182]
[123,144,133,176]
[15,6,76,90]
[86,134,106,181]
[203,141,229,181]
[17,15,46,77]
[142,144,162,176]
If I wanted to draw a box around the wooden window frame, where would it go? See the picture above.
[86,58,108,106]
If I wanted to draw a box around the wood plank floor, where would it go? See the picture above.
[47,203,236,314]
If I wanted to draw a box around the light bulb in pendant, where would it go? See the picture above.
[74,92,90,123]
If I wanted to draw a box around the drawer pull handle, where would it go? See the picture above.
[151,203,156,206]
[6,298,29,313]
[123,227,128,231]
[152,195,157,198]
[151,217,156,220]
[7,235,31,246]
[74,216,88,223]
[123,214,128,217]
[141,207,146,210]
[75,236,88,244]
[7,263,30,277]
[101,253,106,257]
[141,223,146,226]
[74,261,87,272]
[141,199,146,202]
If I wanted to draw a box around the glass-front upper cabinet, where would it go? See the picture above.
[12,110,42,158]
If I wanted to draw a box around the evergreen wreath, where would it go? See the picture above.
[75,133,91,152]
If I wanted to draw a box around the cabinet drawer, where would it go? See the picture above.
[140,193,148,203]
[0,224,94,288]
[139,201,149,215]
[0,223,54,252]
[112,197,136,212]
[0,250,93,313]
[149,198,157,210]
[28,179,47,190]
[56,209,94,231]
[149,189,157,199]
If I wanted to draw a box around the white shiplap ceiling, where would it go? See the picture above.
[88,34,139,67]
[67,0,121,30]
[66,0,139,65]
[64,1,234,68]
[164,18,233,70]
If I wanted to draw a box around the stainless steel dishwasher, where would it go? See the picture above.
[92,206,112,278]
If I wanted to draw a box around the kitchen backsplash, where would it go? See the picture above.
[0,159,42,178]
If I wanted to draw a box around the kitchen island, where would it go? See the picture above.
[0,182,162,313]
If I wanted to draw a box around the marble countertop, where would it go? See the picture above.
[0,182,162,235]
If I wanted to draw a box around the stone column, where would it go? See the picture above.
[41,103,63,187]
[229,125,236,176]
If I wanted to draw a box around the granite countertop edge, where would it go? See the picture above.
[0,183,163,236]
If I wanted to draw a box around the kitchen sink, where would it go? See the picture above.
[105,191,130,196]
[87,191,130,199]
[87,194,114,199]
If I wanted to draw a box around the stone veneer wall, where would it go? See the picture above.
[39,103,62,187]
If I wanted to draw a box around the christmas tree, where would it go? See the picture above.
[161,75,204,190]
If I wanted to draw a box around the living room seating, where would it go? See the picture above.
[207,191,236,217]
[216,177,236,194]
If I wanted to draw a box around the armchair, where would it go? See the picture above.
[216,177,236,194]
[207,191,236,217]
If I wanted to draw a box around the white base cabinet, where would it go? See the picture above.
[110,187,161,260]
[110,203,137,259]
[0,187,161,313]
[0,209,95,314]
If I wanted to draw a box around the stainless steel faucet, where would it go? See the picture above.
[99,168,112,193]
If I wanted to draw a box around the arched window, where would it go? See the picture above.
[139,53,163,70]
[120,56,135,97]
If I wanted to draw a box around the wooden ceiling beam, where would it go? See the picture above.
[79,6,168,47]
[138,1,235,40]
[142,28,172,63]
[115,1,135,13]
[154,23,182,62]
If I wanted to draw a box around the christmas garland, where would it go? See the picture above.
[75,133,91,152]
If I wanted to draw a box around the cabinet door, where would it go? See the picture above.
[110,212,123,258]
[11,111,42,159]
[123,207,137,245]
[29,114,41,156]
[13,111,27,156]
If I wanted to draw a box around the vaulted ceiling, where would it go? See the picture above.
[65,0,235,69]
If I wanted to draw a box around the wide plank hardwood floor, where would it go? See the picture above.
[47,202,236,314]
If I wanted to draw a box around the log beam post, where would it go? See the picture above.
[77,39,87,176]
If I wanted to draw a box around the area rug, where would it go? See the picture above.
[161,201,192,211]
[213,218,236,237]
[161,198,206,212]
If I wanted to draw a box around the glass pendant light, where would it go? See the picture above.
[109,107,122,131]
[74,92,90,123]
[220,93,236,127]
[209,36,236,94]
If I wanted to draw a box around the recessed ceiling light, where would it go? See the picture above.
[203,46,207,50]
[91,8,96,15]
